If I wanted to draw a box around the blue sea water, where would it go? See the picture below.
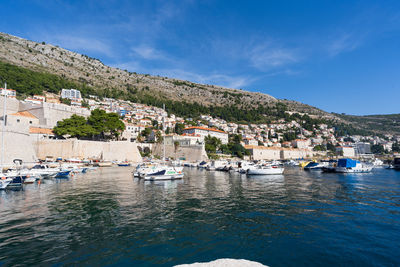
[0,167,399,266]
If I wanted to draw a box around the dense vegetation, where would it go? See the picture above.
[205,134,250,159]
[53,109,125,140]
[0,60,96,97]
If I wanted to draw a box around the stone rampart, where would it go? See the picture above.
[36,139,142,162]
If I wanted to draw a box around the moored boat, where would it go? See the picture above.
[143,166,184,181]
[247,165,284,175]
[334,158,373,173]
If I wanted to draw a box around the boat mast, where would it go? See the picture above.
[1,82,7,173]
[163,103,165,162]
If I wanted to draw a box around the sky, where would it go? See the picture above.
[1,0,400,115]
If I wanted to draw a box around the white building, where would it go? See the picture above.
[182,127,229,144]
[164,134,204,147]
[336,146,356,157]
[61,89,82,100]
[0,88,16,98]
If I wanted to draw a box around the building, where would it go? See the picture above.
[164,134,204,147]
[291,139,310,149]
[182,127,228,144]
[336,146,356,157]
[122,124,145,141]
[0,88,16,98]
[245,145,317,160]
[6,111,39,127]
[61,89,82,100]
[244,145,281,160]
[355,142,371,155]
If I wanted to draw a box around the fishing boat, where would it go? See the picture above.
[247,165,284,175]
[334,158,373,173]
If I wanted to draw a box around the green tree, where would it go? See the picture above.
[53,114,95,138]
[174,123,185,134]
[205,135,222,154]
[87,108,125,140]
[371,144,385,154]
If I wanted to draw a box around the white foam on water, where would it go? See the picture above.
[175,258,267,267]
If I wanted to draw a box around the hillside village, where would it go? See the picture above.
[1,86,399,163]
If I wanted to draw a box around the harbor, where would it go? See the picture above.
[0,165,400,266]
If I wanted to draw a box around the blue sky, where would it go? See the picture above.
[1,0,400,115]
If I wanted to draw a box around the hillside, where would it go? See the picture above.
[0,32,398,135]
[337,114,400,135]
[0,32,329,114]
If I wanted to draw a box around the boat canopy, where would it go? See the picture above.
[337,158,359,168]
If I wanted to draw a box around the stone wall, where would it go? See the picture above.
[0,129,37,167]
[20,101,91,127]
[152,144,208,162]
[36,139,142,162]
[0,96,20,115]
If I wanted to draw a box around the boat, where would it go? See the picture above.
[7,176,23,188]
[304,161,329,171]
[97,161,113,167]
[393,157,400,170]
[55,170,72,178]
[0,176,13,189]
[118,162,131,167]
[247,165,284,175]
[334,158,373,173]
[207,160,228,171]
[143,166,184,181]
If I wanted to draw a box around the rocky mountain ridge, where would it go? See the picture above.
[0,32,330,117]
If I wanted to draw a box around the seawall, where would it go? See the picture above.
[36,139,142,162]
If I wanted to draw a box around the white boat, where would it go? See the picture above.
[334,158,373,173]
[0,177,13,189]
[304,161,329,171]
[207,160,228,171]
[247,165,284,175]
[143,166,184,181]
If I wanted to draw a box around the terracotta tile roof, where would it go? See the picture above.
[10,111,37,119]
[183,126,227,134]
[29,127,53,135]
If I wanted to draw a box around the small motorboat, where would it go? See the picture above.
[55,170,72,178]
[0,176,13,189]
[142,166,184,181]
[247,165,284,175]
[118,162,131,167]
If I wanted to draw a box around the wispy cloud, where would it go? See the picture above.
[131,44,169,60]
[326,33,362,57]
[247,43,299,71]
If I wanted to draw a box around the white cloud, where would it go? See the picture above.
[131,45,168,60]
[248,43,299,71]
[327,33,361,57]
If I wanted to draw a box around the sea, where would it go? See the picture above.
[0,167,399,266]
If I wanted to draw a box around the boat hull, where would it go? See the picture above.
[247,167,284,175]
